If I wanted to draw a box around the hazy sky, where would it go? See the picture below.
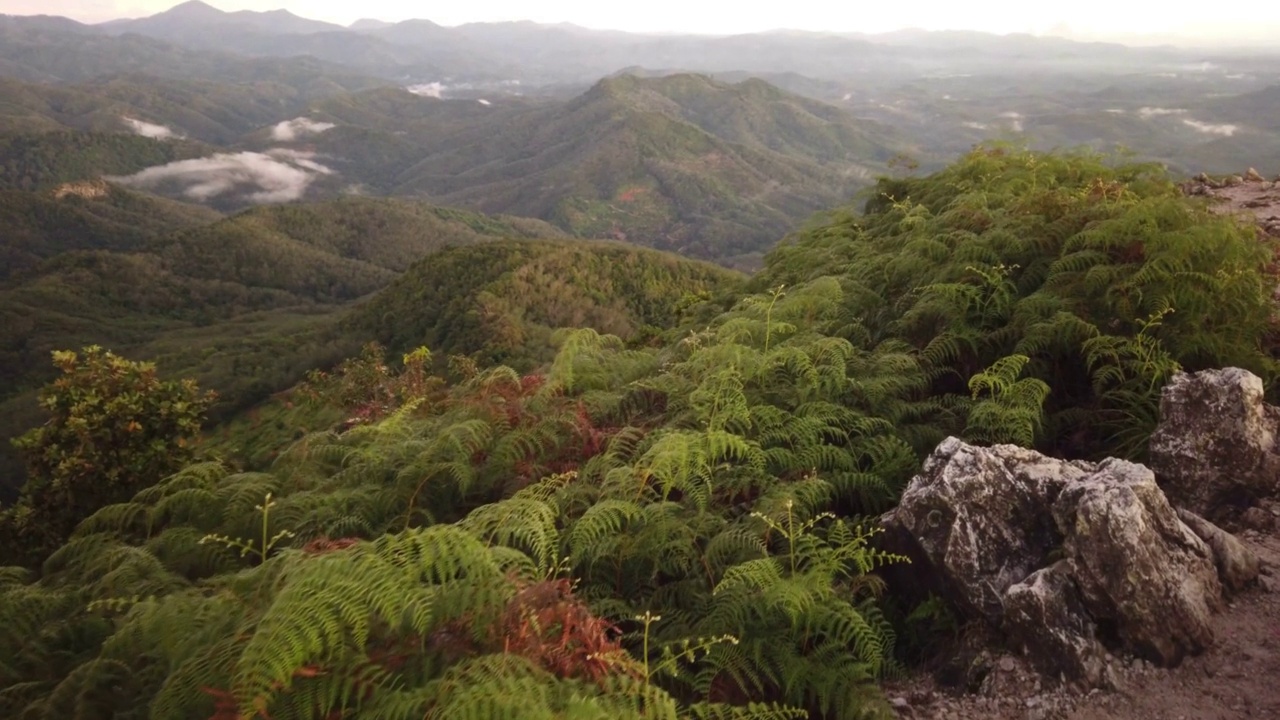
[7,0,1279,43]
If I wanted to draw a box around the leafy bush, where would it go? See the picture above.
[3,346,213,562]
[762,143,1279,459]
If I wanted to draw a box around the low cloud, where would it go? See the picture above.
[406,82,446,98]
[122,116,178,139]
[109,149,334,203]
[269,117,336,142]
[962,121,989,130]
[1182,119,1239,136]
[1000,111,1024,132]
[1138,107,1187,118]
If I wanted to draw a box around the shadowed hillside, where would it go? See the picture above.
[349,238,744,369]
[0,131,212,190]
[0,182,220,279]
[0,195,566,404]
[301,74,907,268]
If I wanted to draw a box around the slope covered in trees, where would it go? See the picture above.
[0,195,562,400]
[0,131,212,191]
[0,182,221,279]
[0,196,568,495]
[315,74,905,268]
[0,74,384,144]
[0,198,738,507]
[2,147,1275,719]
[349,239,743,369]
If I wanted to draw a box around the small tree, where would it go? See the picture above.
[6,346,214,558]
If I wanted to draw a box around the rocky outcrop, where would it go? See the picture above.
[885,437,1250,689]
[51,179,110,200]
[1177,508,1262,593]
[1148,367,1280,519]
[1002,561,1116,688]
[1052,459,1221,666]
[1181,170,1280,238]
[890,440,1081,625]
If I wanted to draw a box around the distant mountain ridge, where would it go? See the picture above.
[101,0,346,35]
[3,1,1218,89]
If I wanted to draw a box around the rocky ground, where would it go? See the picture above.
[1183,168,1280,238]
[886,522,1280,720]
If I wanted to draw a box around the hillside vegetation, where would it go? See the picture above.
[306,74,906,268]
[2,146,1275,719]
[0,195,562,397]
[0,196,570,494]
[350,239,744,368]
[0,182,220,279]
[0,73,393,144]
[0,72,906,268]
[0,131,213,191]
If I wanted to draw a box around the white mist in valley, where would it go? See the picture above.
[109,149,335,203]
[121,116,180,139]
[270,117,336,142]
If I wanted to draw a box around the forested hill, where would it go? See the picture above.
[0,71,908,268]
[338,73,903,267]
[0,190,742,499]
[347,239,744,369]
[0,195,563,493]
[1,146,1276,720]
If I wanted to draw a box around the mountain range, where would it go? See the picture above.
[2,0,1280,491]
[0,68,909,266]
[4,1,1261,87]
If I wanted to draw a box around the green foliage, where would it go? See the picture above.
[5,146,1273,719]
[4,346,214,562]
[316,73,901,268]
[0,183,219,281]
[0,196,578,495]
[761,143,1280,459]
[351,239,743,371]
[0,131,211,191]
[964,355,1051,447]
[0,274,918,718]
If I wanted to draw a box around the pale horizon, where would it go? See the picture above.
[5,0,1280,47]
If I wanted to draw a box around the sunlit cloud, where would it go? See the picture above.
[108,148,335,203]
[269,117,336,141]
[122,116,179,138]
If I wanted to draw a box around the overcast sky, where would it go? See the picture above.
[8,0,1279,44]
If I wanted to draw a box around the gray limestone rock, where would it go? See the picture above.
[1051,458,1222,666]
[1148,367,1280,518]
[886,438,1236,688]
[1177,508,1262,593]
[1002,561,1117,688]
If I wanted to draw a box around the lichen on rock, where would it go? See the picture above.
[885,437,1240,688]
[1149,367,1280,520]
